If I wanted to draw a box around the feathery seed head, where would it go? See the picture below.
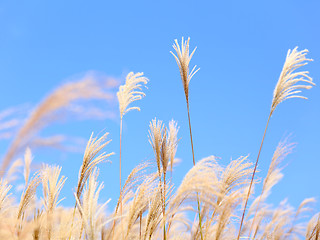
[271,47,314,114]
[41,164,66,212]
[148,118,165,173]
[160,127,169,174]
[23,147,33,185]
[149,119,179,176]
[263,139,295,193]
[168,120,179,173]
[0,179,12,213]
[77,132,114,200]
[75,168,110,240]
[17,171,41,220]
[117,72,148,118]
[171,37,199,101]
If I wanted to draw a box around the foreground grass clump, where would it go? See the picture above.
[0,38,318,240]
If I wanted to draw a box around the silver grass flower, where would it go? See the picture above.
[17,171,41,220]
[75,168,110,240]
[41,164,67,212]
[168,120,179,173]
[0,179,11,213]
[23,147,33,185]
[271,47,314,114]
[171,37,199,101]
[76,132,114,201]
[238,47,315,239]
[117,72,148,118]
[148,118,165,173]
[1,76,117,176]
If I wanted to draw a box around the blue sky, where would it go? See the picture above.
[0,0,319,214]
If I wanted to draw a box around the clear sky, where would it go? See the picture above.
[0,0,319,214]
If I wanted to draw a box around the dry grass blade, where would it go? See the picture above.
[115,162,149,214]
[149,118,177,240]
[0,105,26,141]
[219,156,252,201]
[76,132,114,201]
[0,38,317,240]
[307,213,320,240]
[213,192,242,240]
[271,47,314,114]
[69,131,113,239]
[23,147,33,185]
[263,140,295,193]
[1,77,116,176]
[149,118,166,174]
[75,168,110,240]
[117,72,148,118]
[41,164,66,240]
[285,198,316,238]
[171,37,203,239]
[124,174,155,239]
[117,71,148,233]
[171,37,199,101]
[110,161,149,239]
[17,171,41,220]
[168,120,179,174]
[41,164,66,212]
[169,157,220,223]
[144,183,163,240]
[5,158,23,183]
[248,139,295,237]
[237,47,314,240]
[0,179,12,214]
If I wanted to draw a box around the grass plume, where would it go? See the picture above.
[237,46,315,240]
[117,72,148,229]
[0,39,317,240]
[171,37,204,240]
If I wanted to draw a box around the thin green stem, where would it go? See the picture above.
[186,101,204,240]
[237,112,272,240]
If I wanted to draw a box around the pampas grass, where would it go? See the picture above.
[1,76,117,176]
[0,39,317,240]
[237,46,315,240]
[271,47,315,114]
[117,72,148,228]
[148,118,179,240]
[75,168,110,240]
[171,37,204,240]
[41,164,66,239]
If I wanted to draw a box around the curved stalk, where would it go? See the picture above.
[237,112,272,240]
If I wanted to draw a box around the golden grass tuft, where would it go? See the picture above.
[0,39,317,240]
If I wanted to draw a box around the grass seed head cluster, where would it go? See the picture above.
[0,38,318,240]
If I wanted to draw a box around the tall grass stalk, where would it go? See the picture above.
[237,47,314,240]
[248,139,294,238]
[237,112,271,240]
[69,132,113,240]
[171,37,203,240]
[186,101,204,239]
[0,40,317,240]
[117,72,148,237]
